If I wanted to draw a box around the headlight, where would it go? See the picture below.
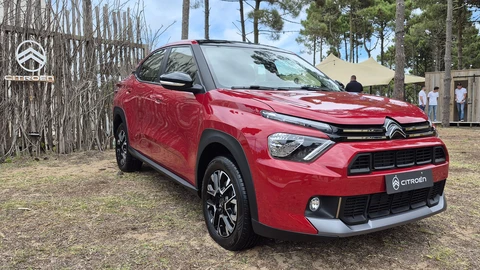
[268,133,335,162]
[261,111,333,134]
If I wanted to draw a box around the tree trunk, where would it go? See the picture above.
[313,38,317,66]
[349,6,354,62]
[344,33,348,61]
[239,0,246,41]
[319,39,323,61]
[356,34,359,63]
[182,0,190,39]
[393,0,405,101]
[253,0,261,43]
[443,0,453,127]
[457,0,463,69]
[380,25,385,65]
[205,0,210,39]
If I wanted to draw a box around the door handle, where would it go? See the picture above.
[154,98,162,104]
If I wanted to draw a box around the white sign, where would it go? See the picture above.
[15,40,47,72]
[4,40,55,83]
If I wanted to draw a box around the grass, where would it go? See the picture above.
[0,127,479,269]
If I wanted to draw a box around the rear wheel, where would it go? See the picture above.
[202,156,259,251]
[115,123,142,172]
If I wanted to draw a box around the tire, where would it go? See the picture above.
[115,123,142,172]
[202,156,259,251]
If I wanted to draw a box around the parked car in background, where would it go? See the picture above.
[113,40,449,250]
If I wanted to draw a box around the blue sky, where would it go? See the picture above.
[130,1,480,66]
[134,0,381,65]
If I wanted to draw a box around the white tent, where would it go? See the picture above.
[316,54,425,87]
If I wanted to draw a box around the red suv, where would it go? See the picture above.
[113,40,448,250]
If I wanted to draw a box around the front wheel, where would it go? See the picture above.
[115,123,142,172]
[202,156,259,251]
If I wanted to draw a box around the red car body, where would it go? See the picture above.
[113,40,448,248]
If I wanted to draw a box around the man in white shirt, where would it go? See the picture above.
[418,86,427,112]
[428,87,439,122]
[455,83,467,122]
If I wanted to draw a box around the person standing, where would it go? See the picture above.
[428,87,439,122]
[345,75,363,93]
[455,83,467,122]
[418,86,427,111]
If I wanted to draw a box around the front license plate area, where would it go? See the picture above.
[385,169,434,194]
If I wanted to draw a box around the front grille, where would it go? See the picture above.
[341,196,369,225]
[373,152,395,170]
[396,149,415,167]
[350,154,371,174]
[416,148,433,164]
[339,180,446,225]
[434,146,446,163]
[349,146,447,175]
[333,121,435,141]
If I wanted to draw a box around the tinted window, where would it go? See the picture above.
[165,47,198,81]
[138,50,165,82]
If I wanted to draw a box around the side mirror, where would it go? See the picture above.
[335,80,345,90]
[159,72,202,93]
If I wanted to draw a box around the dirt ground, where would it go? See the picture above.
[1,127,479,270]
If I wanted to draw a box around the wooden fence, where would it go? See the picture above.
[0,0,150,157]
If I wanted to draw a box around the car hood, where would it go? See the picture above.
[232,90,427,125]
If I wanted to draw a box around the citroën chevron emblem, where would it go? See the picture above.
[15,40,47,73]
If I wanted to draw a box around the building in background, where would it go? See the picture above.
[425,69,480,124]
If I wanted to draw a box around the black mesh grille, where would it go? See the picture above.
[341,196,368,224]
[339,180,446,225]
[349,146,446,175]
[416,148,433,165]
[434,147,446,163]
[373,152,395,170]
[368,193,391,218]
[349,154,371,174]
[396,149,415,167]
[411,188,429,208]
[428,179,446,206]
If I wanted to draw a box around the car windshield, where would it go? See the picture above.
[200,45,341,92]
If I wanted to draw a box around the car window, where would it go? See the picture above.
[138,50,165,82]
[165,46,198,82]
[200,45,341,91]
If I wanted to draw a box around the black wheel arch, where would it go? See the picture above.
[113,107,127,138]
[196,129,258,221]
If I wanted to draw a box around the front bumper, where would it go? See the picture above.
[253,194,446,240]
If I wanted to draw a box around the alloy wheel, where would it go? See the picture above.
[116,130,127,166]
[205,170,238,238]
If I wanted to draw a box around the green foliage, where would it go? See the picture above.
[382,0,480,76]
[249,0,308,41]
[297,1,346,60]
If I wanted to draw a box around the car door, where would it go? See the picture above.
[143,46,204,182]
[131,49,166,154]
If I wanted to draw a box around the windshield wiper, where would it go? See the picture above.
[231,85,276,90]
[277,86,332,91]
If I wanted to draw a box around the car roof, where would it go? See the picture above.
[159,39,293,54]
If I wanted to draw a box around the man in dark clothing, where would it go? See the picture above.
[345,75,363,93]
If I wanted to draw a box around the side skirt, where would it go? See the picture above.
[128,146,198,194]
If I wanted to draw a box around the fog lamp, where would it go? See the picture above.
[309,197,320,212]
